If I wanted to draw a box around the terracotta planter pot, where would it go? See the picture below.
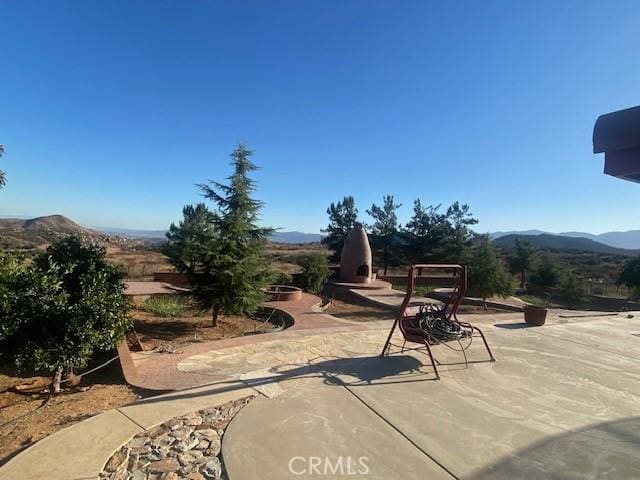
[524,305,548,326]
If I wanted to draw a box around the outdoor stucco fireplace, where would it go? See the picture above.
[339,223,372,284]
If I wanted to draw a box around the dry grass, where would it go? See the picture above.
[0,363,144,464]
[105,246,172,280]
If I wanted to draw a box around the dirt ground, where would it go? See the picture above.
[131,309,281,350]
[326,298,395,322]
[0,361,145,465]
[106,246,171,280]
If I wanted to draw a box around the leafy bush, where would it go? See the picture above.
[274,271,293,285]
[529,253,562,287]
[296,252,331,293]
[617,255,640,299]
[139,296,191,317]
[0,236,130,392]
[468,237,514,308]
[557,271,586,307]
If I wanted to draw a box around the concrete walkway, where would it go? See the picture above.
[2,310,639,479]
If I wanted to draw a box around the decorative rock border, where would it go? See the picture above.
[100,396,254,480]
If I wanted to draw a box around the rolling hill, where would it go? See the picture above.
[0,215,101,250]
[492,233,640,256]
[491,229,640,249]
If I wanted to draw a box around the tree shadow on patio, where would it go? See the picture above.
[468,416,640,480]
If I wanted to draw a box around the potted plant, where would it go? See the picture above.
[523,305,547,325]
[523,294,549,326]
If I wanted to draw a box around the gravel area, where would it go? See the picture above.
[100,396,254,480]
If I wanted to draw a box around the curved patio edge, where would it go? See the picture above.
[117,292,371,392]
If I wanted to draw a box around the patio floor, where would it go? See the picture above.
[1,310,638,479]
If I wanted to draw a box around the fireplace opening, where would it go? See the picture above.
[357,264,369,277]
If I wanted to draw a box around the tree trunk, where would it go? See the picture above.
[383,244,389,276]
[212,305,220,327]
[520,270,526,289]
[52,365,63,394]
[482,298,488,310]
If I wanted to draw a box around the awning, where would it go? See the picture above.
[593,105,640,183]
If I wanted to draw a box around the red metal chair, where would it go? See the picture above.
[380,264,495,379]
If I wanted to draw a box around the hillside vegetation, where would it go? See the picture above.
[493,233,639,256]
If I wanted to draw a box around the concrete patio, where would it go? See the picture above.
[1,310,639,479]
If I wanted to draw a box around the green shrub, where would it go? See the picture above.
[530,253,562,287]
[617,255,640,299]
[274,271,293,285]
[139,296,191,317]
[468,237,514,308]
[0,237,130,392]
[296,253,331,293]
[558,271,586,307]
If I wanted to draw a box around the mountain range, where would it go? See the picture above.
[492,233,639,256]
[490,229,640,250]
[2,215,640,250]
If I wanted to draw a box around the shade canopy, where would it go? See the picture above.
[593,106,640,183]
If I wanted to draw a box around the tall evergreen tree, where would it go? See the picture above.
[367,195,402,274]
[507,238,537,288]
[163,203,217,273]
[321,196,358,262]
[402,199,449,263]
[444,201,478,263]
[182,143,274,326]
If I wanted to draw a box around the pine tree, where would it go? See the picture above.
[507,238,537,289]
[402,199,449,263]
[321,196,358,262]
[163,203,218,273]
[192,143,274,326]
[444,201,478,263]
[367,195,402,274]
[468,236,513,309]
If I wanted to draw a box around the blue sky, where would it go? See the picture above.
[1,1,640,234]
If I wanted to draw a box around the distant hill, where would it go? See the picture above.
[491,229,640,250]
[0,215,102,250]
[493,233,640,256]
[269,231,323,244]
[489,229,551,239]
[558,230,640,250]
[0,215,97,236]
[95,226,167,239]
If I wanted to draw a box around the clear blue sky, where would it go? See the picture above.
[2,1,640,234]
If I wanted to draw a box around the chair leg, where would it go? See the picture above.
[423,341,440,380]
[473,326,496,362]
